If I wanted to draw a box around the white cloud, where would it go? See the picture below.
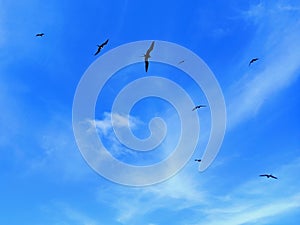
[85,112,145,158]
[88,112,142,136]
[191,156,300,225]
[97,167,207,224]
[98,154,300,225]
[198,195,300,225]
[227,1,300,128]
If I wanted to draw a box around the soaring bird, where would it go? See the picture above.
[36,33,44,37]
[259,174,278,179]
[249,58,259,66]
[144,41,155,72]
[195,159,201,162]
[94,39,109,56]
[192,105,206,111]
[178,60,185,65]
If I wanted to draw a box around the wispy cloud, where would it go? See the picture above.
[85,112,145,158]
[40,202,103,225]
[25,114,91,182]
[61,205,101,225]
[97,167,207,224]
[98,154,300,225]
[193,157,300,225]
[227,1,300,128]
[198,194,300,225]
[88,112,143,136]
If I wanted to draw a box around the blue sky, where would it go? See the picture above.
[1,0,300,224]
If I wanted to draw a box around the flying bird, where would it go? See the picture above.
[36,33,44,37]
[143,41,155,72]
[94,39,109,56]
[195,159,201,162]
[259,174,278,179]
[192,105,206,111]
[249,58,259,66]
[178,60,185,65]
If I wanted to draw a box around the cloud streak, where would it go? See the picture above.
[227,1,300,128]
[88,112,143,136]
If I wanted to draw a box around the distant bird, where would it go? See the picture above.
[192,105,206,111]
[249,58,259,66]
[178,60,185,65]
[94,39,109,56]
[195,159,201,162]
[144,41,155,72]
[36,33,44,37]
[259,174,278,179]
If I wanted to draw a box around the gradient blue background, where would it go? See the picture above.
[1,0,300,224]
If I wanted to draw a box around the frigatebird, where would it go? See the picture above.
[195,159,201,162]
[144,41,155,72]
[259,174,278,179]
[249,58,259,66]
[192,105,206,111]
[94,39,109,56]
[36,33,44,37]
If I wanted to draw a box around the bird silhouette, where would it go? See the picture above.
[259,174,278,179]
[178,60,185,65]
[36,33,44,37]
[249,58,259,66]
[195,159,201,162]
[144,41,155,72]
[192,105,206,111]
[94,39,109,56]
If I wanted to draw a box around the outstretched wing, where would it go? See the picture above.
[99,39,109,48]
[193,105,206,111]
[259,174,267,177]
[146,41,155,55]
[270,175,278,179]
[94,47,101,56]
[249,58,258,66]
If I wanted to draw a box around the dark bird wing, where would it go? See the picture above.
[249,58,259,66]
[94,47,101,56]
[192,105,206,111]
[146,41,155,55]
[259,174,268,177]
[270,175,278,179]
[145,60,149,72]
[99,39,109,48]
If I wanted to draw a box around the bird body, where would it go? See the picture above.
[94,39,109,56]
[192,105,206,111]
[36,33,44,37]
[249,58,259,66]
[195,159,201,162]
[144,41,155,72]
[260,174,278,179]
